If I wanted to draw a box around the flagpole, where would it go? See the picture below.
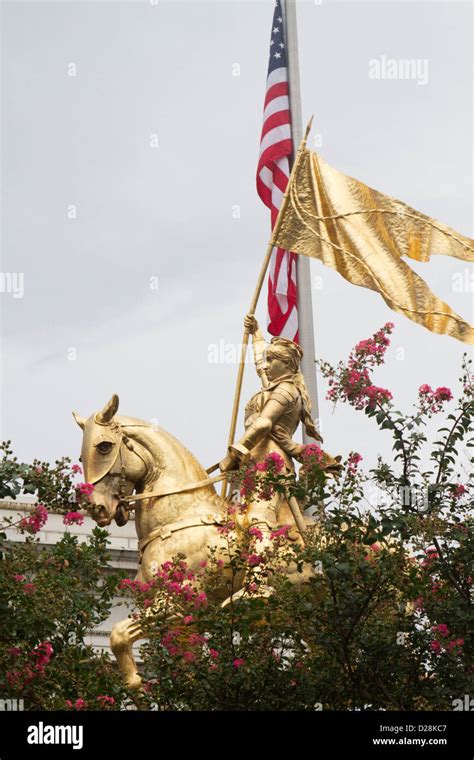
[221,119,314,498]
[283,0,320,442]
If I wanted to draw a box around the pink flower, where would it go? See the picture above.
[97,695,115,706]
[245,553,263,567]
[433,624,449,638]
[23,583,36,595]
[421,548,438,567]
[209,649,219,660]
[453,484,467,499]
[63,511,85,526]
[419,384,433,395]
[183,651,196,663]
[217,521,235,535]
[414,596,424,610]
[13,574,25,582]
[418,385,453,414]
[183,615,194,625]
[240,464,257,500]
[32,641,53,672]
[446,638,464,654]
[233,658,245,668]
[301,444,324,465]
[430,641,442,654]
[199,560,207,568]
[434,386,453,402]
[7,647,21,658]
[248,526,264,541]
[364,385,393,408]
[194,592,208,609]
[323,324,395,411]
[188,633,206,646]
[76,482,95,497]
[270,524,291,541]
[71,464,82,474]
[347,451,363,474]
[255,451,285,473]
[74,698,86,710]
[19,504,48,534]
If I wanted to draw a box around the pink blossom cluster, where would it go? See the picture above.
[347,451,363,474]
[452,484,467,500]
[421,547,439,568]
[120,559,208,611]
[240,464,257,500]
[417,384,453,414]
[270,524,292,543]
[6,641,53,690]
[254,451,285,473]
[96,695,115,707]
[118,577,156,594]
[65,697,116,710]
[161,627,209,664]
[19,504,48,535]
[239,452,285,501]
[71,464,82,474]
[430,624,464,656]
[75,482,95,497]
[300,444,324,466]
[63,511,84,526]
[248,526,264,542]
[217,521,236,536]
[13,574,36,594]
[353,324,394,365]
[67,698,86,709]
[324,324,394,411]
[241,553,263,567]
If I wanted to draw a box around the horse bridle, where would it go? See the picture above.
[111,433,226,518]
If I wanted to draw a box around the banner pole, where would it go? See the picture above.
[221,120,313,498]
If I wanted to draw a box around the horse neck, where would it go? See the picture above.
[121,420,221,527]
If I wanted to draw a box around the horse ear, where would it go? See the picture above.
[96,394,120,424]
[72,411,86,430]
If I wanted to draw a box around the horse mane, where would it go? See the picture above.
[116,415,211,491]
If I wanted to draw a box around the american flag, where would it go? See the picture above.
[257,0,298,342]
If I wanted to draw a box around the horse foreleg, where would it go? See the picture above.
[110,617,144,692]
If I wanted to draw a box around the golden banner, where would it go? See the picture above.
[272,148,474,344]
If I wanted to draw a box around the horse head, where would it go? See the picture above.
[73,394,149,527]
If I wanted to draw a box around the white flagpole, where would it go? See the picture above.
[283,0,320,442]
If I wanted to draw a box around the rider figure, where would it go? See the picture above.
[219,314,341,485]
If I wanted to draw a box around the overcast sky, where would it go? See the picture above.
[1,0,472,480]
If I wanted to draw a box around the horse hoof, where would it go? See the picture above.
[126,673,143,691]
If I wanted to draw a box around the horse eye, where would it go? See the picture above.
[97,441,113,454]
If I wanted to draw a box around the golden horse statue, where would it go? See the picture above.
[73,320,341,690]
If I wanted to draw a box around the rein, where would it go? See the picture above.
[120,472,227,509]
[117,440,227,509]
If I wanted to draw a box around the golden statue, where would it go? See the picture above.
[72,320,340,691]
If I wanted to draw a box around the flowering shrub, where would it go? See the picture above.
[0,327,471,710]
[0,453,127,709]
